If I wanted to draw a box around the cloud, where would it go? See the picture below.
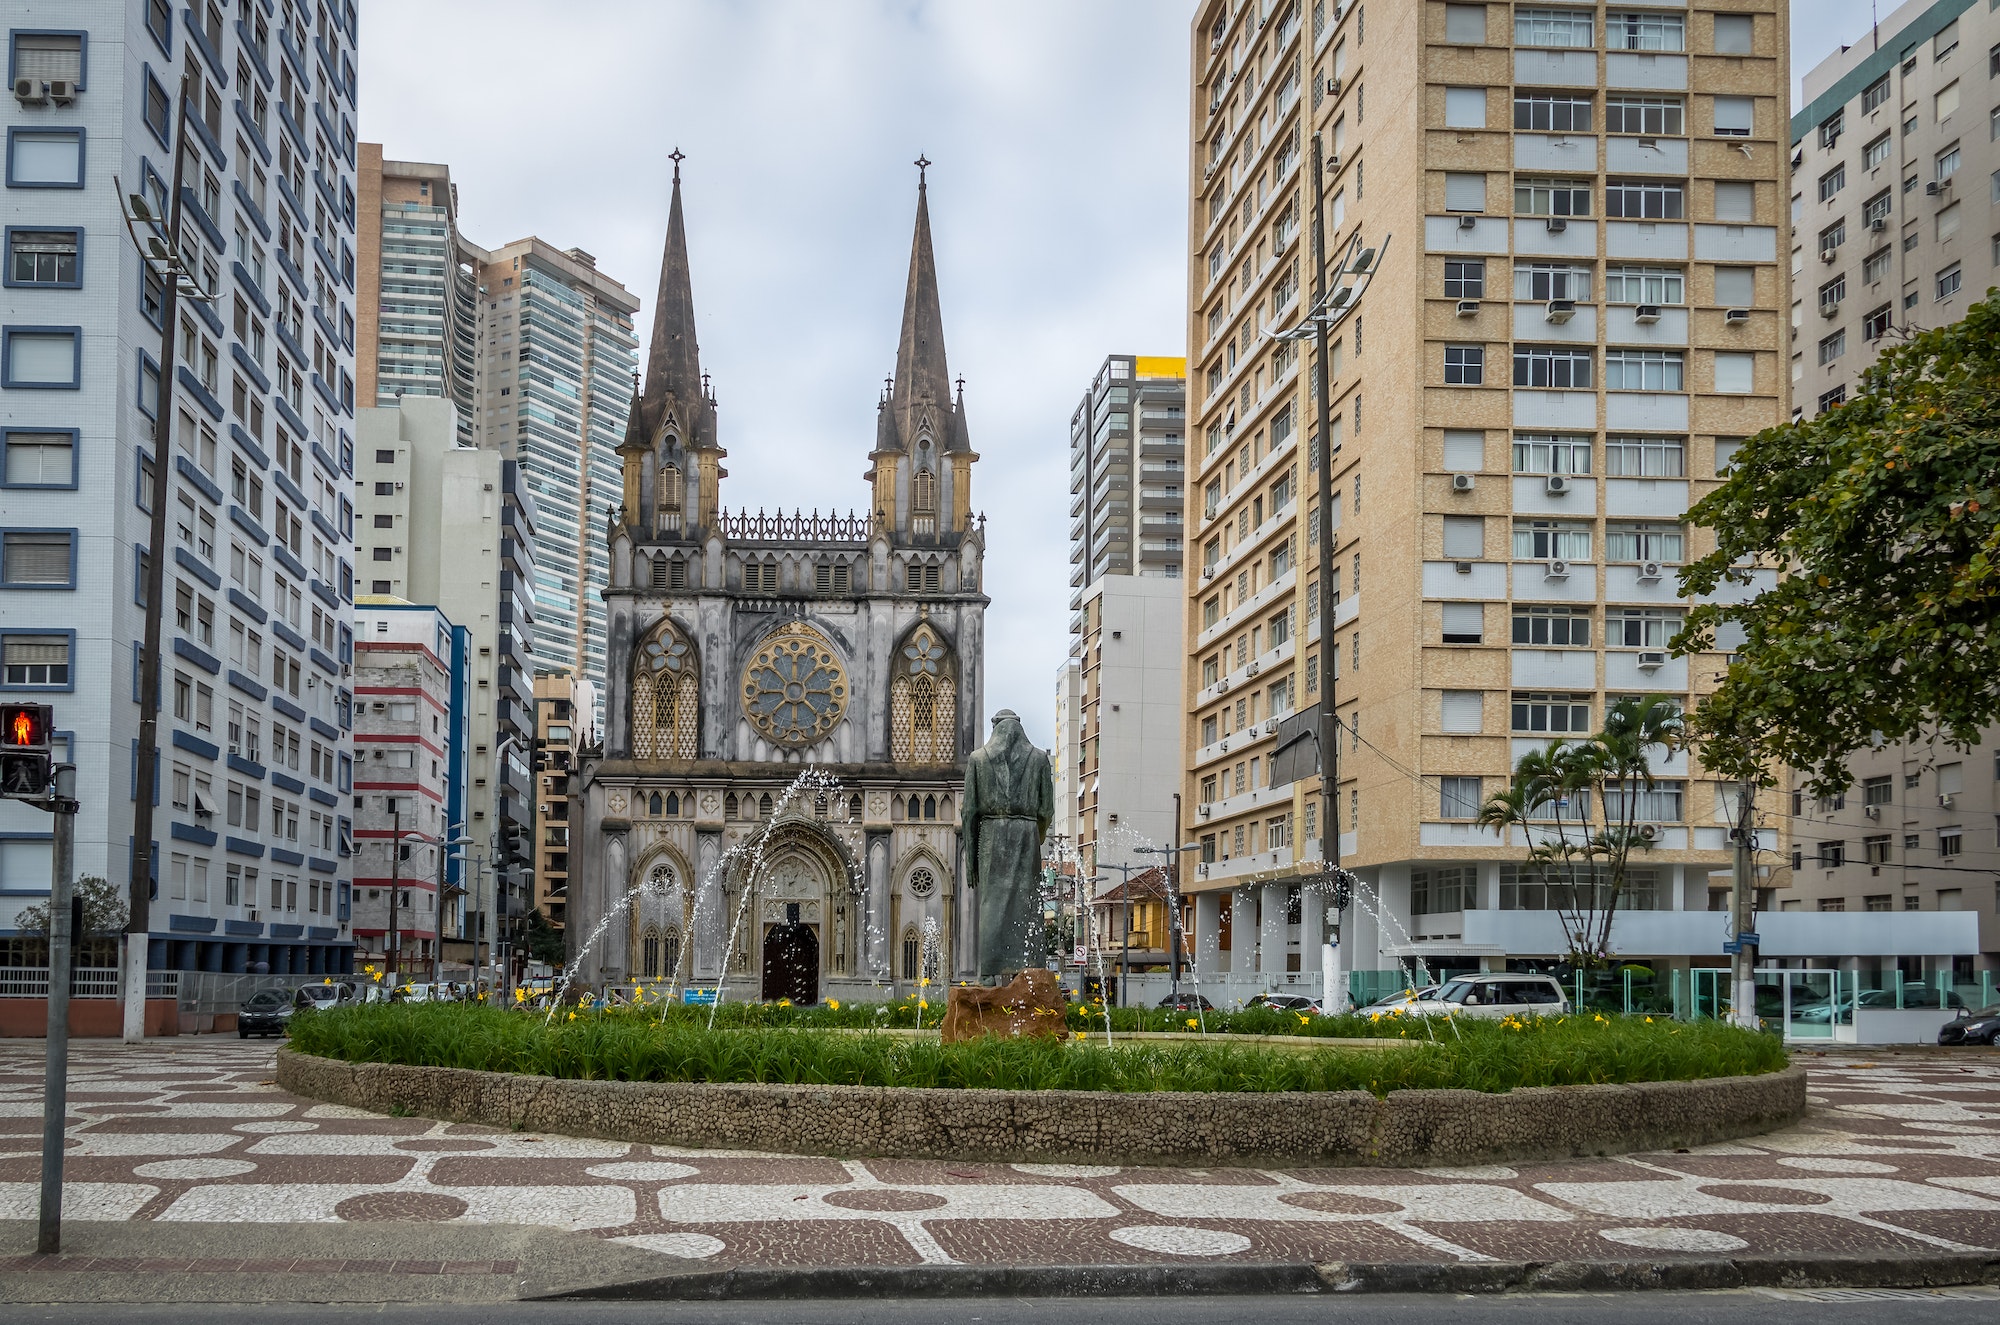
[359,0,1195,747]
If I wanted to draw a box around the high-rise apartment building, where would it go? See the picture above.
[1061,355,1189,880]
[0,3,361,977]
[1785,0,1998,978]
[1180,0,1798,992]
[532,671,581,929]
[354,396,539,956]
[355,148,477,445]
[470,240,639,719]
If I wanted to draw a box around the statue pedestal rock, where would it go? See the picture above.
[940,969,1066,1044]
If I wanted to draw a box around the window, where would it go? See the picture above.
[1445,4,1486,44]
[1604,435,1684,476]
[1512,692,1590,733]
[1605,607,1682,647]
[1818,330,1846,365]
[141,69,171,142]
[1514,262,1591,301]
[1512,520,1591,560]
[1819,275,1847,311]
[1515,8,1593,48]
[1819,220,1847,257]
[1863,304,1893,340]
[2,327,80,388]
[1937,143,1962,180]
[1939,828,1964,859]
[1608,10,1683,52]
[1604,349,1684,391]
[1512,433,1592,474]
[1863,247,1893,284]
[1863,190,1893,227]
[1862,132,1892,171]
[1440,690,1483,734]
[4,229,79,288]
[1713,352,1755,394]
[2,633,70,688]
[1442,430,1485,471]
[1,430,75,488]
[1606,521,1684,563]
[1441,515,1484,559]
[1444,172,1487,212]
[1606,179,1684,219]
[1938,263,1963,299]
[1445,87,1486,129]
[1513,346,1593,389]
[1606,97,1684,136]
[0,531,73,587]
[1513,605,1591,646]
[1439,777,1483,820]
[1515,176,1591,217]
[1936,19,1959,61]
[7,128,85,187]
[1817,166,1846,202]
[1712,438,1742,474]
[1937,81,1962,125]
[1861,74,1890,114]
[1514,93,1593,133]
[1713,96,1753,138]
[1441,602,1483,644]
[1443,259,1484,298]
[1716,180,1756,221]
[1820,109,1847,148]
[1605,265,1683,305]
[1443,345,1484,384]
[1818,385,1847,414]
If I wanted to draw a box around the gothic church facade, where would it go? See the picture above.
[570,166,985,1002]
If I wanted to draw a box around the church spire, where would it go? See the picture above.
[886,157,960,454]
[640,150,714,449]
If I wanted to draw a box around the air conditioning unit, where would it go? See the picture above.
[1328,76,1342,95]
[1821,249,1838,264]
[1638,560,1664,581]
[1203,565,1217,579]
[47,79,76,105]
[1216,677,1230,693]
[1451,473,1476,492]
[1925,180,1946,196]
[1938,793,1955,809]
[1868,217,1887,232]
[1245,660,1262,676]
[1545,559,1571,579]
[1453,560,1474,574]
[1633,304,1662,324]
[1545,299,1576,324]
[1328,152,1341,170]
[1545,474,1570,495]
[12,77,45,105]
[1637,823,1664,843]
[1457,214,1478,230]
[1724,308,1751,325]
[1197,804,1213,819]
[1455,299,1481,316]
[394,481,405,489]
[1196,863,1211,877]
[1546,217,1568,233]
[1220,738,1230,753]
[1636,651,1669,669]
[1864,805,1881,820]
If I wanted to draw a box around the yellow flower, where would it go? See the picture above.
[1644,1016,1654,1024]
[1073,1030,1087,1041]
[1186,1018,1198,1029]
[322,977,333,985]
[919,977,930,987]
[778,998,792,1008]
[1296,1013,1310,1025]
[514,987,527,1004]
[918,1000,928,1009]
[567,1010,576,1021]
[828,999,841,1011]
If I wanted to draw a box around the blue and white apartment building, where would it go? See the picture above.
[0,0,361,976]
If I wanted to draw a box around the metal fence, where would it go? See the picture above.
[0,969,180,999]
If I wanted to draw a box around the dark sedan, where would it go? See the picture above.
[1157,992,1215,1011]
[238,988,294,1039]
[1938,1005,2000,1046]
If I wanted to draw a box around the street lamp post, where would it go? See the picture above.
[1134,842,1203,1005]
[115,75,218,1043]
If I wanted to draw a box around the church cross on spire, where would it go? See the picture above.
[914,153,930,185]
[669,147,685,181]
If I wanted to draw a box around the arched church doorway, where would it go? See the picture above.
[761,917,819,1004]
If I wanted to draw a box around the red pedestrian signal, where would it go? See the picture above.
[2,704,48,748]
[0,704,53,801]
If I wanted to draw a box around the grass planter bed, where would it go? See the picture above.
[276,1004,1804,1167]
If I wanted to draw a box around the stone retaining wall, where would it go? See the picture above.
[275,1049,1807,1167]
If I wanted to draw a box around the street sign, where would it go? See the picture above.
[0,703,53,801]
[1738,932,1760,945]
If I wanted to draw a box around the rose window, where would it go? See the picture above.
[741,623,847,747]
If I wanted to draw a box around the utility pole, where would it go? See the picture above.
[37,763,78,1254]
[1309,132,1347,1017]
[387,807,403,985]
[118,76,214,1043]
[1731,780,1760,1029]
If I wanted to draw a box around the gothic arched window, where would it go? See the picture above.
[847,793,863,822]
[640,925,662,978]
[665,790,680,817]
[661,926,683,977]
[901,926,921,980]
[725,792,739,819]
[923,794,937,821]
[632,618,699,760]
[648,791,662,817]
[912,466,938,535]
[890,623,958,765]
[758,792,773,817]
[657,462,683,533]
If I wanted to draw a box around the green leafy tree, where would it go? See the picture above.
[16,874,127,940]
[521,907,568,968]
[1477,697,1685,967]
[1677,294,2000,791]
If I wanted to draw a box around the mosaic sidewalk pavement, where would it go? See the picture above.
[1,1040,1998,1271]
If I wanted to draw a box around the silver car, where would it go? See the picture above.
[1415,974,1570,1018]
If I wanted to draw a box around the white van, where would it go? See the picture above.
[1417,973,1570,1019]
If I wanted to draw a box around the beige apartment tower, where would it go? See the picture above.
[1181,0,1794,993]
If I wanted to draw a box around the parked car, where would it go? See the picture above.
[238,989,294,1039]
[1245,993,1323,1015]
[1156,992,1215,1011]
[293,982,353,1012]
[1414,974,1569,1019]
[1938,1005,2000,1046]
[1358,985,1440,1014]
[1793,988,1968,1023]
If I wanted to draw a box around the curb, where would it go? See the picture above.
[543,1252,2000,1301]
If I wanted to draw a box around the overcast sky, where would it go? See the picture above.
[359,0,1876,749]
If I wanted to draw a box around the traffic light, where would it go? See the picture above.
[0,703,53,800]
